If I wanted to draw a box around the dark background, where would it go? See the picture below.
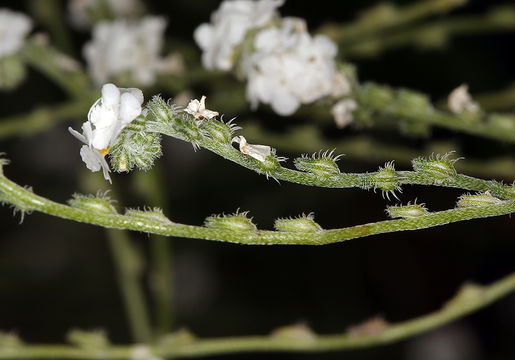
[1,0,514,359]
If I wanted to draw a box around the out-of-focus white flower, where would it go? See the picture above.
[331,99,357,128]
[331,71,352,98]
[184,96,219,120]
[0,8,32,58]
[68,0,145,29]
[232,135,271,162]
[194,0,284,71]
[83,16,167,85]
[69,83,143,183]
[244,18,340,116]
[448,84,480,114]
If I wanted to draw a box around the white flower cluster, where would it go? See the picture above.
[0,8,32,58]
[194,0,283,71]
[68,0,145,29]
[194,1,353,118]
[84,16,167,86]
[69,83,143,183]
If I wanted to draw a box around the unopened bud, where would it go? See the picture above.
[457,191,503,208]
[68,193,117,214]
[204,211,257,232]
[274,213,322,233]
[412,153,458,183]
[294,150,342,178]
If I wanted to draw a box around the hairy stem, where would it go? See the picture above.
[0,170,513,245]
[1,270,514,358]
[242,123,515,179]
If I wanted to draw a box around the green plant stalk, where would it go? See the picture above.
[28,0,74,54]
[132,168,174,335]
[1,172,513,245]
[20,40,91,99]
[341,7,515,57]
[0,98,94,140]
[107,230,153,343]
[242,123,515,179]
[1,271,514,359]
[317,0,465,44]
[150,119,513,200]
[355,83,515,144]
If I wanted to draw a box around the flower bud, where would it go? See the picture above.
[68,193,118,214]
[145,95,173,123]
[109,129,162,172]
[386,203,428,219]
[412,153,458,183]
[369,161,402,199]
[204,211,257,232]
[125,208,172,224]
[457,191,503,208]
[397,89,432,112]
[67,329,109,350]
[200,118,239,144]
[0,56,26,90]
[294,150,341,178]
[274,213,323,233]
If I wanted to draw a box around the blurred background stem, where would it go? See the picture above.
[133,165,175,336]
[81,172,153,343]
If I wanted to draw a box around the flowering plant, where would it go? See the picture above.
[1,1,515,359]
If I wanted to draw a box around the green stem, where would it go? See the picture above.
[20,39,91,99]
[355,83,515,143]
[132,168,174,335]
[317,0,465,45]
[107,230,153,343]
[28,0,74,54]
[1,271,514,358]
[0,171,513,245]
[0,98,94,140]
[340,6,515,57]
[242,123,515,179]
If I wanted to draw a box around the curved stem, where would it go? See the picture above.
[317,0,465,45]
[107,230,153,343]
[0,170,513,245]
[0,98,94,140]
[20,39,91,99]
[355,83,515,144]
[339,6,515,57]
[242,123,515,179]
[1,270,514,358]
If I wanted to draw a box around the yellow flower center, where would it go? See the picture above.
[99,146,110,156]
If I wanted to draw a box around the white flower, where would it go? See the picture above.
[194,0,284,71]
[448,84,480,114]
[68,0,145,29]
[69,83,143,183]
[184,96,219,120]
[83,16,167,85]
[232,135,271,162]
[331,99,357,128]
[0,8,32,58]
[244,18,340,116]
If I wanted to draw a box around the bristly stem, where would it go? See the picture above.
[0,171,513,246]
